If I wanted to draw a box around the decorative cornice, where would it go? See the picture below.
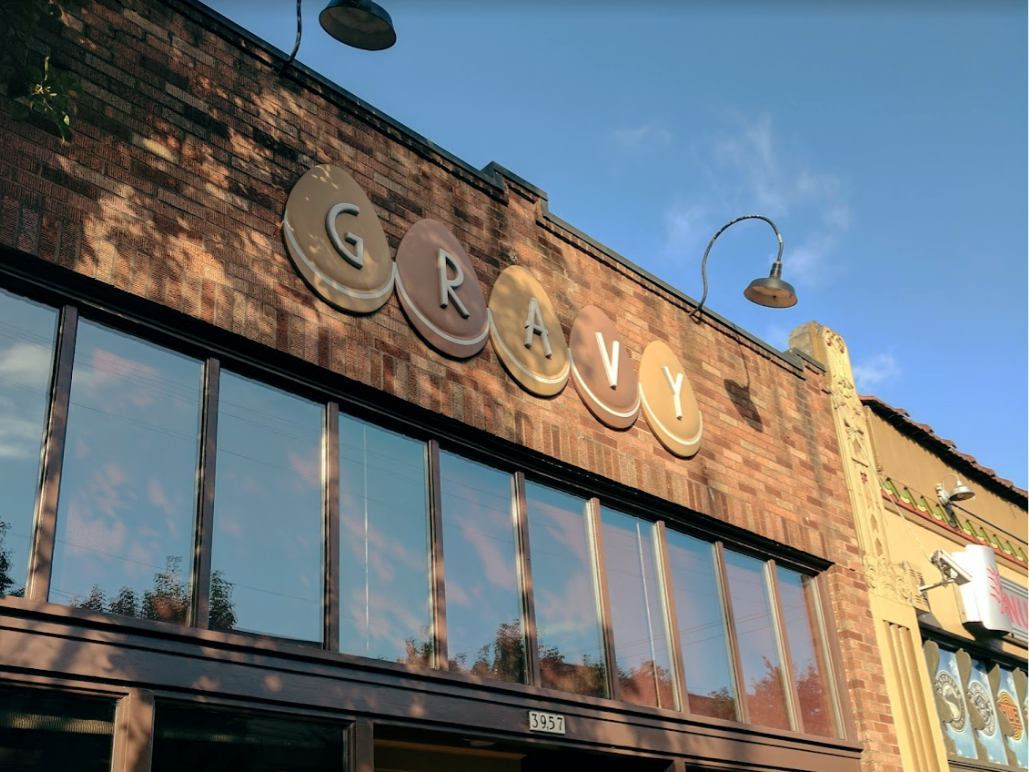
[861,396,1027,504]
[879,478,1028,568]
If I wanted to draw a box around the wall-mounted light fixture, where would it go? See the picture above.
[280,0,396,74]
[690,214,798,320]
[936,472,975,507]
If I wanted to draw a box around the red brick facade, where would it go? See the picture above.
[0,0,902,769]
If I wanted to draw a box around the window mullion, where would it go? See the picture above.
[325,402,340,652]
[715,542,747,723]
[192,357,219,629]
[111,688,156,772]
[26,304,78,603]
[767,560,802,733]
[588,498,620,701]
[514,472,541,687]
[427,440,449,670]
[655,520,689,713]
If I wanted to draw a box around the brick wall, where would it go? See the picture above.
[0,0,901,768]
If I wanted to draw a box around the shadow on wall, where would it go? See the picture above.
[724,379,764,432]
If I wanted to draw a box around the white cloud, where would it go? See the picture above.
[661,113,850,288]
[611,124,672,152]
[0,342,51,389]
[853,352,902,392]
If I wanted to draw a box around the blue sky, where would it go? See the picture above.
[205,0,1027,489]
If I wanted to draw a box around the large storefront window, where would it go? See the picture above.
[601,507,675,709]
[526,484,607,698]
[666,529,738,721]
[0,283,847,738]
[0,290,56,599]
[151,703,346,772]
[339,415,432,664]
[723,550,791,730]
[51,321,202,622]
[440,452,525,682]
[926,640,1028,769]
[212,372,323,641]
[0,686,115,772]
[776,567,838,737]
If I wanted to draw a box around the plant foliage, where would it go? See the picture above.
[1,0,78,140]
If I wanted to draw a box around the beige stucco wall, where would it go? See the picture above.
[868,411,1029,663]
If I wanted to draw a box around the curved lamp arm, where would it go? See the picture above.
[690,214,794,319]
[278,0,397,75]
[278,0,304,74]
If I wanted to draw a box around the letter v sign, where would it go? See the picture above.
[595,332,620,388]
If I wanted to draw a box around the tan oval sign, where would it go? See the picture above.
[395,219,488,359]
[487,265,569,397]
[639,339,703,457]
[282,164,394,314]
[569,306,639,430]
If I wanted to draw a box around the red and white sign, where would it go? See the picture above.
[999,576,1028,644]
[953,545,1007,634]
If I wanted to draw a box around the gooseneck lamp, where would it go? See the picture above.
[690,214,798,319]
[936,472,976,507]
[280,0,396,73]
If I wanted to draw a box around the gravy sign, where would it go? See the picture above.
[283,165,703,458]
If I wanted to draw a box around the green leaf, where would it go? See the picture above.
[10,102,30,121]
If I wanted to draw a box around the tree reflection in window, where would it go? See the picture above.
[665,529,738,721]
[723,549,791,730]
[526,483,607,698]
[439,452,525,683]
[777,567,837,736]
[601,507,675,709]
[0,289,57,598]
[212,372,322,641]
[50,321,202,624]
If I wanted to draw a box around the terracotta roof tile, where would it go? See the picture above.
[860,394,1028,503]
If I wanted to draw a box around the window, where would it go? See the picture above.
[723,549,791,730]
[776,567,837,737]
[0,282,845,736]
[526,484,606,698]
[151,703,346,772]
[600,507,675,709]
[666,529,737,721]
[440,452,525,682]
[51,321,202,621]
[339,415,432,664]
[212,372,323,641]
[0,289,56,598]
[925,640,1028,769]
[0,686,115,772]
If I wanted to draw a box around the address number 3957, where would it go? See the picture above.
[528,710,566,735]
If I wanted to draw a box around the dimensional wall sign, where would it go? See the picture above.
[487,265,569,397]
[639,339,703,457]
[282,166,708,455]
[569,305,639,430]
[954,545,1014,636]
[394,219,488,359]
[282,165,394,314]
[999,577,1029,644]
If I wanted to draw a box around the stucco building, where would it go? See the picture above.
[0,1,912,771]
[792,323,1028,772]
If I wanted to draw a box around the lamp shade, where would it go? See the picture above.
[744,274,797,309]
[948,480,975,502]
[319,0,396,51]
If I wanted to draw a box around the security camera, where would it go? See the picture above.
[918,550,974,594]
[930,550,974,587]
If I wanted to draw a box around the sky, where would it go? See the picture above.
[204,0,1027,490]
